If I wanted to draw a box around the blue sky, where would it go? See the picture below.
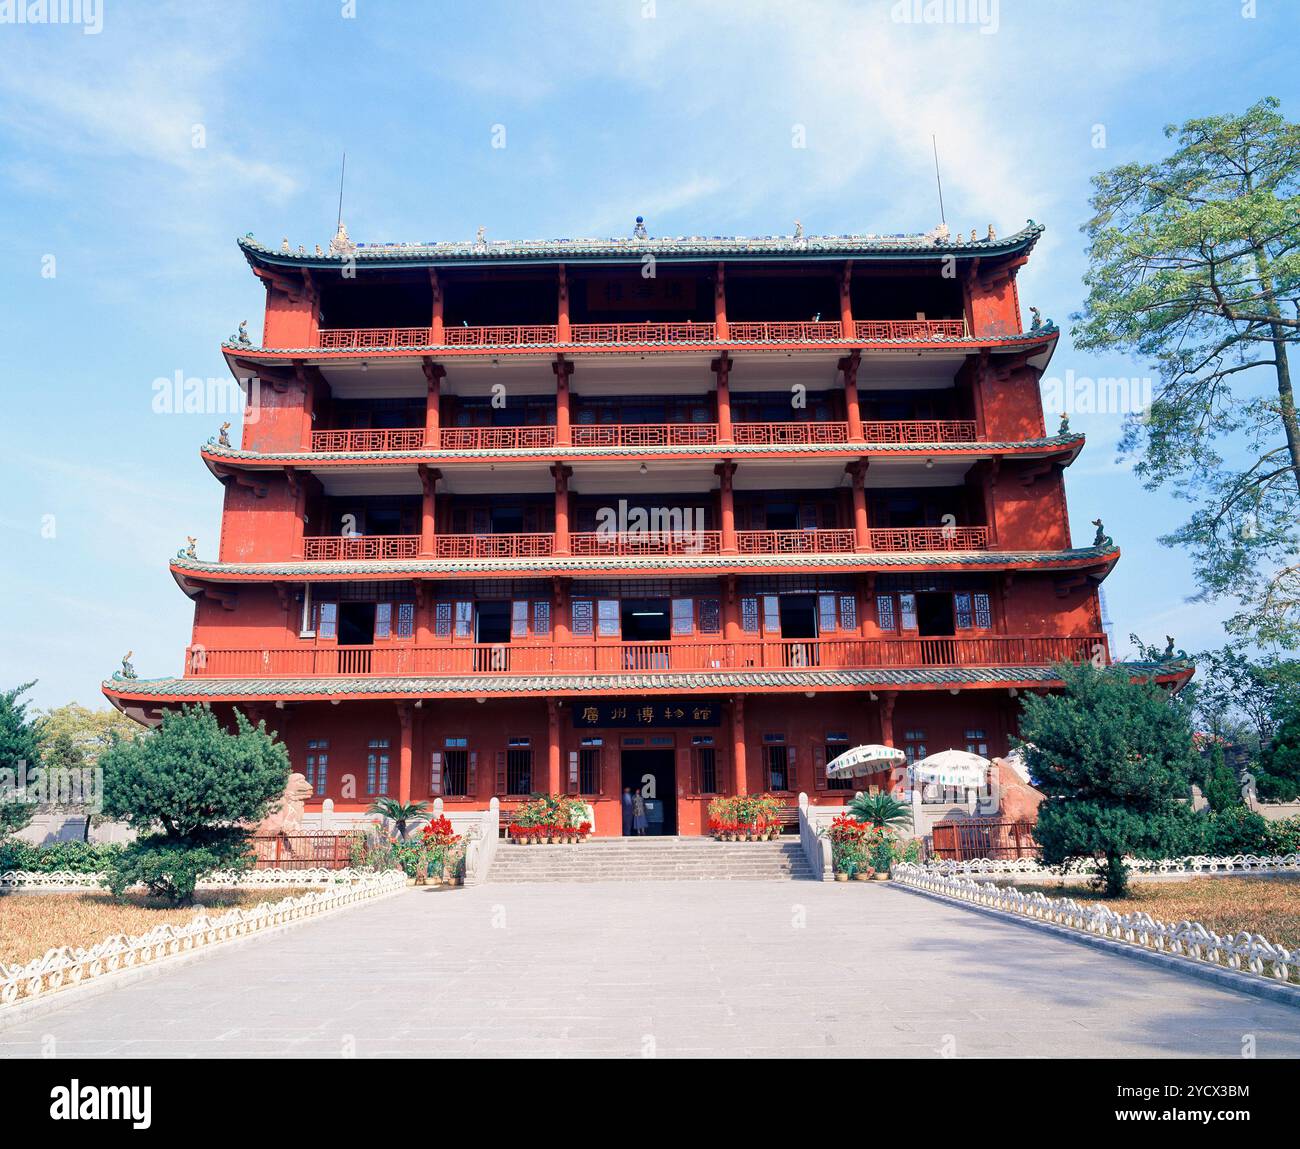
[0,0,1296,709]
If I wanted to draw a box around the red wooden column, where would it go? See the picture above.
[847,459,869,552]
[422,360,444,448]
[551,463,572,555]
[712,352,733,443]
[547,699,562,794]
[715,460,737,553]
[839,261,854,340]
[397,703,414,805]
[418,466,440,557]
[557,265,571,343]
[731,695,748,796]
[723,575,742,642]
[839,350,863,442]
[878,692,897,794]
[415,585,432,646]
[553,356,573,446]
[429,270,444,345]
[297,364,316,452]
[714,261,729,341]
[285,468,306,560]
[553,577,571,646]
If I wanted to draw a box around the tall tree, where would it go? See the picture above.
[39,702,143,765]
[0,683,44,836]
[1073,99,1300,645]
[1019,664,1198,896]
[100,706,289,902]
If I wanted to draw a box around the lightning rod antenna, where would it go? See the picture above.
[336,152,347,233]
[932,135,946,226]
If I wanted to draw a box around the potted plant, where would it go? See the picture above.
[870,839,893,880]
[854,863,873,882]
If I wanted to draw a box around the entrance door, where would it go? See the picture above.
[337,603,375,673]
[915,592,955,664]
[778,594,819,667]
[621,749,677,835]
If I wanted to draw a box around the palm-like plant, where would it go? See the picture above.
[367,797,431,840]
[847,791,911,831]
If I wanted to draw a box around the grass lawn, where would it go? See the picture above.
[0,888,310,969]
[1000,876,1300,948]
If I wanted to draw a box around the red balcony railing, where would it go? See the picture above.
[311,428,425,452]
[298,421,979,454]
[569,530,724,556]
[868,526,990,551]
[433,534,554,559]
[570,321,717,345]
[855,319,968,340]
[439,426,558,450]
[312,317,974,351]
[571,423,718,448]
[732,422,850,445]
[728,320,845,343]
[302,535,422,561]
[861,420,978,444]
[736,529,857,554]
[185,634,1108,679]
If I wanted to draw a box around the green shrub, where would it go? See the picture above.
[0,839,123,873]
[105,832,249,902]
[1197,806,1273,855]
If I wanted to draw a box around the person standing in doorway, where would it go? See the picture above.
[621,787,634,836]
[632,789,648,836]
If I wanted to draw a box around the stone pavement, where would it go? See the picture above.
[2,881,1296,1058]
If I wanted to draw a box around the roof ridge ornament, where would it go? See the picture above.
[633,215,648,240]
[328,220,356,256]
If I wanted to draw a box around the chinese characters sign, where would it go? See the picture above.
[572,700,721,728]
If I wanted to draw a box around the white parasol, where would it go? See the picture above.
[911,748,990,788]
[825,744,907,779]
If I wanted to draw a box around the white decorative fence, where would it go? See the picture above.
[0,870,408,1008]
[0,867,393,890]
[920,853,1300,879]
[893,863,1300,988]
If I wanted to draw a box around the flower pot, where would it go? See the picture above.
[872,872,890,882]
[853,872,870,882]
[835,872,849,882]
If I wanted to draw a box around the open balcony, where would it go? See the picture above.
[313,317,971,352]
[185,634,1106,679]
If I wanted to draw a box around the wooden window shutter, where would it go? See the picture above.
[688,747,699,794]
[786,745,798,792]
[467,751,478,798]
[676,747,691,797]
[495,751,506,795]
[716,742,729,795]
[429,752,443,797]
[567,751,579,795]
[813,745,826,791]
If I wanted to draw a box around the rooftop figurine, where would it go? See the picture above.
[179,536,198,559]
[793,219,804,240]
[218,421,231,447]
[633,215,649,240]
[475,226,487,246]
[1058,412,1070,435]
[1029,306,1042,330]
[119,651,136,680]
[237,319,251,344]
[1091,518,1113,548]
[328,220,356,256]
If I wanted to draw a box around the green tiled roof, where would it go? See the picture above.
[239,222,1045,271]
[201,434,1083,466]
[170,545,1118,581]
[101,659,1191,702]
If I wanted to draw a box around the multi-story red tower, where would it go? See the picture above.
[104,219,1188,835]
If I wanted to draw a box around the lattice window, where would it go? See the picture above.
[698,598,721,634]
[839,594,857,631]
[305,740,328,794]
[973,592,992,629]
[672,598,694,636]
[367,739,390,795]
[876,595,896,632]
[435,602,452,637]
[741,596,759,634]
[572,599,594,636]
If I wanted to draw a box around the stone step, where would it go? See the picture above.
[487,835,815,882]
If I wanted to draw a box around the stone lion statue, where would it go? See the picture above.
[252,772,314,838]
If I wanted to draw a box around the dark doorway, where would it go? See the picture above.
[621,598,671,641]
[765,502,799,530]
[338,602,376,646]
[490,505,524,534]
[475,601,511,643]
[778,595,819,667]
[916,593,955,637]
[621,749,677,835]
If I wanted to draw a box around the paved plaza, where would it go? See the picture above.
[2,881,1296,1058]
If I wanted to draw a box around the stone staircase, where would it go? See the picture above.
[487,836,816,883]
